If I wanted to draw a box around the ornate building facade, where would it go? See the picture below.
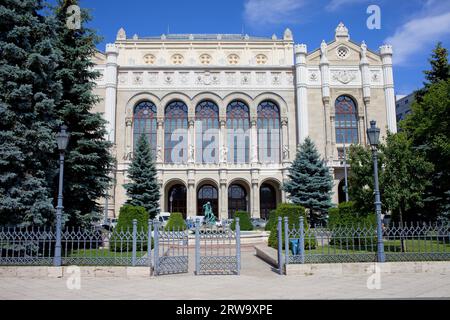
[92,23,397,220]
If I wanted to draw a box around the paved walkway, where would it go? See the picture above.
[1,247,450,300]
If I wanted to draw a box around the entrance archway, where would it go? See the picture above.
[197,184,219,218]
[167,184,187,218]
[338,179,347,204]
[228,184,248,219]
[260,183,278,220]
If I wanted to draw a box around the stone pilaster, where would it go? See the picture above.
[250,117,258,165]
[380,45,397,133]
[157,118,164,164]
[295,44,308,143]
[104,44,119,144]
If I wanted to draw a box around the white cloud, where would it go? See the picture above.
[385,11,450,66]
[326,0,371,11]
[244,0,307,27]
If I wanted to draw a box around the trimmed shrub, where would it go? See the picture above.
[231,212,253,231]
[265,210,277,231]
[328,202,377,247]
[268,204,316,250]
[110,205,149,252]
[165,213,187,231]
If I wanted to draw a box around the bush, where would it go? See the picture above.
[110,205,149,252]
[265,210,277,231]
[328,202,377,247]
[231,212,253,231]
[165,213,187,231]
[268,204,316,250]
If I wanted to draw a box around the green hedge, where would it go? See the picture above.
[231,212,254,231]
[265,210,277,231]
[328,202,377,247]
[268,204,316,250]
[165,213,187,231]
[110,205,149,252]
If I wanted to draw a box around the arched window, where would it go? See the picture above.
[260,183,278,220]
[257,101,281,163]
[227,101,250,164]
[228,184,248,218]
[133,101,157,155]
[164,101,188,164]
[335,96,359,144]
[195,101,219,164]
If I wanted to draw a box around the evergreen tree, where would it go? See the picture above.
[283,138,333,224]
[51,0,114,227]
[401,80,450,222]
[124,135,160,219]
[0,0,62,226]
[382,132,433,223]
[348,144,385,215]
[415,42,450,103]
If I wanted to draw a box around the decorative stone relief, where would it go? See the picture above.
[256,72,266,85]
[371,70,381,83]
[272,73,281,85]
[96,70,104,81]
[226,72,237,85]
[148,72,158,84]
[286,72,294,85]
[241,72,251,85]
[331,70,357,84]
[179,72,189,84]
[118,72,128,84]
[163,72,174,85]
[309,71,319,82]
[132,73,143,85]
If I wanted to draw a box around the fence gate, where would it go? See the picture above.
[153,221,189,276]
[195,218,241,275]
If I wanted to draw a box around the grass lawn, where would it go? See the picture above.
[66,248,147,258]
[304,239,450,255]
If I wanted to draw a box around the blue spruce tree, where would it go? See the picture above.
[283,137,333,224]
[51,0,114,227]
[0,0,62,226]
[124,135,160,219]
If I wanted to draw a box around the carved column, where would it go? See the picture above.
[251,175,260,218]
[157,118,164,164]
[188,118,195,164]
[104,44,119,144]
[124,117,133,160]
[250,117,258,165]
[320,40,332,162]
[380,45,397,133]
[158,179,164,212]
[330,111,336,160]
[187,170,196,217]
[295,44,309,143]
[281,117,290,164]
[220,170,228,220]
[219,118,227,164]
[323,98,332,161]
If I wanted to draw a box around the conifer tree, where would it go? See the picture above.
[283,138,333,224]
[0,0,62,226]
[51,0,114,227]
[124,135,160,219]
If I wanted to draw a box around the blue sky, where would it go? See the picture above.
[77,0,450,95]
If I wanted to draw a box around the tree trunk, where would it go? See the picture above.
[399,207,407,253]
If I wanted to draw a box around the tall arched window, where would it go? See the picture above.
[164,101,188,164]
[133,101,157,155]
[195,101,219,164]
[227,101,250,164]
[335,96,359,144]
[257,101,281,163]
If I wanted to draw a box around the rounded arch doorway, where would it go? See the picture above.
[260,183,278,220]
[167,184,187,218]
[228,183,248,219]
[197,184,219,218]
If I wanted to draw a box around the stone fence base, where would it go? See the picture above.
[0,266,151,279]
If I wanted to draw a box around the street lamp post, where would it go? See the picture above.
[367,120,385,263]
[54,125,70,267]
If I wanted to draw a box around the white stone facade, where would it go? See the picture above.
[92,23,397,220]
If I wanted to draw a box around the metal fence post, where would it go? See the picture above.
[236,217,241,275]
[153,220,160,275]
[195,219,200,275]
[299,217,305,264]
[132,219,137,267]
[284,217,289,271]
[147,219,152,268]
[277,217,283,275]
